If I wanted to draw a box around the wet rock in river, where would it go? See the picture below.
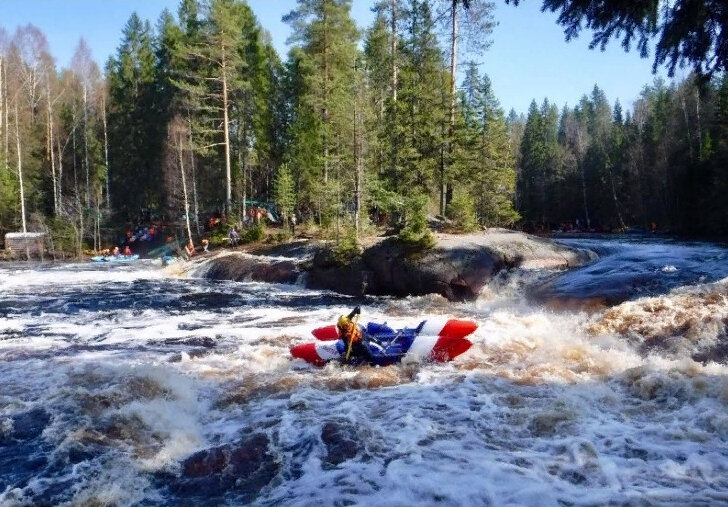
[197,252,301,285]
[308,230,595,302]
[171,433,279,500]
[196,230,594,302]
[321,421,361,466]
[162,336,216,348]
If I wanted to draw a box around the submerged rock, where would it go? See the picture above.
[168,433,279,501]
[320,421,361,466]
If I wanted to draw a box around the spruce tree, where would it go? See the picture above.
[283,0,360,234]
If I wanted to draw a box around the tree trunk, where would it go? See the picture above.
[608,163,626,229]
[354,79,362,236]
[391,0,398,104]
[46,74,58,216]
[0,56,4,198]
[444,0,459,214]
[241,117,247,223]
[56,137,63,206]
[83,84,90,207]
[221,43,232,216]
[322,2,329,185]
[72,110,79,195]
[178,133,193,245]
[680,93,693,163]
[14,102,27,235]
[695,88,702,161]
[188,121,200,235]
[580,160,590,229]
[102,94,110,209]
[2,57,8,177]
[78,201,84,258]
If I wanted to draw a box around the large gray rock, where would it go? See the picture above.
[193,252,301,285]
[167,433,279,501]
[309,230,596,301]
[193,230,596,302]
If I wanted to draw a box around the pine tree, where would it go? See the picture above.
[283,0,360,235]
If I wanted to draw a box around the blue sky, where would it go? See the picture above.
[1,0,672,114]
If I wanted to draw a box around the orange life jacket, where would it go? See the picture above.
[339,322,362,344]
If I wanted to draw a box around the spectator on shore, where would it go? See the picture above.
[229,227,240,246]
[185,241,195,258]
[202,239,209,253]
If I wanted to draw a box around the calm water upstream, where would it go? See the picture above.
[2,236,728,506]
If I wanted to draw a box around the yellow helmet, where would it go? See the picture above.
[337,315,350,330]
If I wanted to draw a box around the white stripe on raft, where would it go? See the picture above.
[418,319,447,337]
[315,341,341,360]
[402,335,439,363]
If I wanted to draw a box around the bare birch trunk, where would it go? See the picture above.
[56,137,63,206]
[46,74,58,215]
[695,88,702,161]
[680,93,693,163]
[608,163,626,229]
[14,101,27,235]
[240,115,247,223]
[178,133,193,245]
[72,110,78,197]
[580,161,590,229]
[0,56,3,198]
[83,84,90,207]
[390,0,398,188]
[241,148,247,224]
[187,116,200,235]
[221,43,232,215]
[102,94,110,209]
[354,91,362,236]
[444,0,459,215]
[391,0,398,104]
[3,57,8,176]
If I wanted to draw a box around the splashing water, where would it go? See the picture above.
[1,237,728,506]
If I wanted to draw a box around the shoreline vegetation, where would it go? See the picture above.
[2,0,728,262]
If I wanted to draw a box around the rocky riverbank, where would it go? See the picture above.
[188,229,596,301]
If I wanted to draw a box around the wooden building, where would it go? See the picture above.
[4,232,46,258]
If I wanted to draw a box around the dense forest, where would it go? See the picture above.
[0,0,727,256]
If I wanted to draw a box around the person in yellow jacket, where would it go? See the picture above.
[337,306,372,364]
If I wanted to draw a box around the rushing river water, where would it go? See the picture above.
[2,236,728,506]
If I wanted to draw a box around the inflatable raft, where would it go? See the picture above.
[291,318,477,366]
[91,255,140,263]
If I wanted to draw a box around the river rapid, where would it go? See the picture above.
[2,236,728,506]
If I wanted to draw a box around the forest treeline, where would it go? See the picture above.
[0,0,727,255]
